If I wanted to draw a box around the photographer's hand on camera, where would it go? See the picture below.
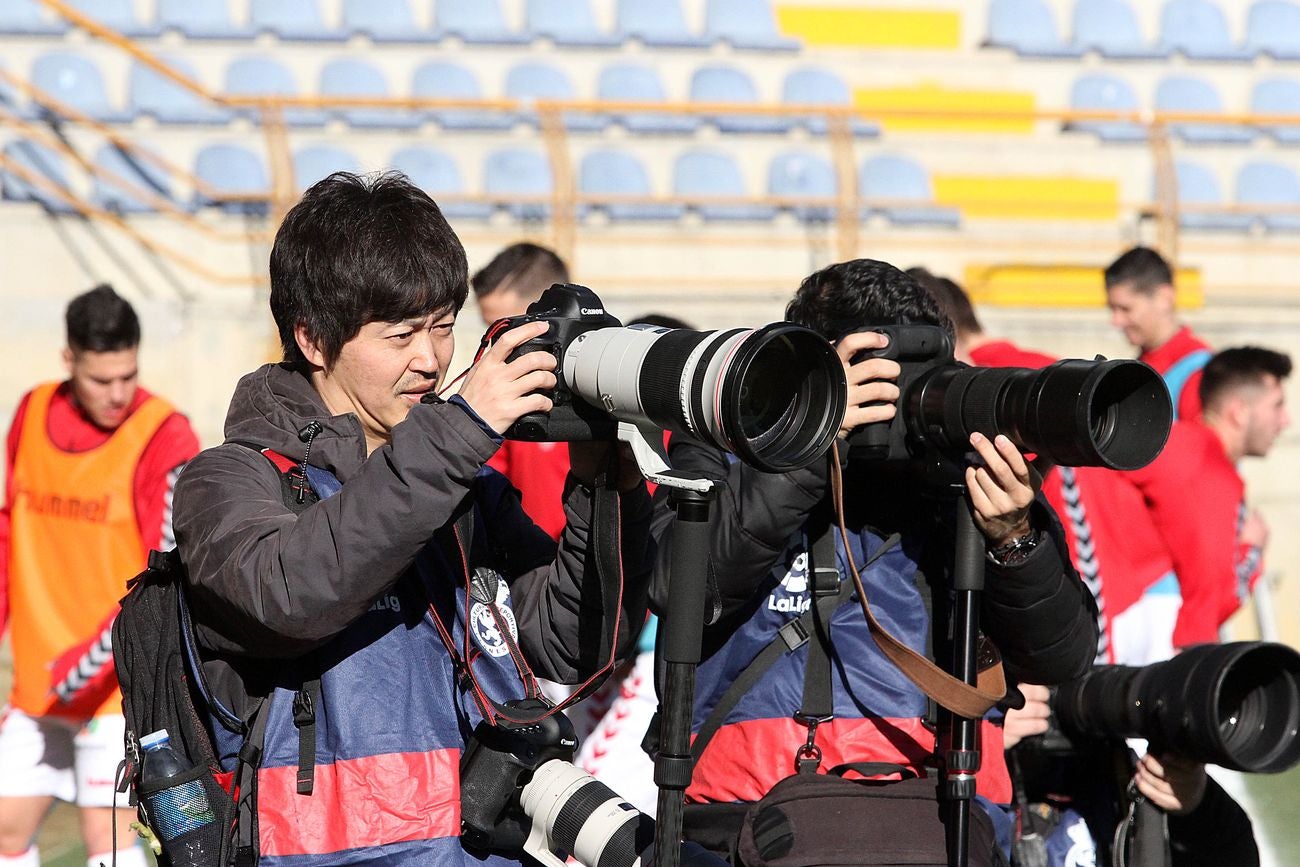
[1135,753,1208,815]
[965,432,1042,550]
[457,321,558,435]
[836,330,901,438]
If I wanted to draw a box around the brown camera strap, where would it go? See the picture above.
[829,448,1006,719]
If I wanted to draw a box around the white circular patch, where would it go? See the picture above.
[470,600,518,658]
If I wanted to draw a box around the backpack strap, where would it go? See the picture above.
[1162,348,1212,422]
[689,525,900,769]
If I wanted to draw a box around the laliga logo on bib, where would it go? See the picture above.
[767,551,812,614]
[470,567,518,658]
[781,552,809,593]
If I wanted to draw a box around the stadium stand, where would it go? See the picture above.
[0,0,68,35]
[412,60,513,132]
[1244,0,1300,59]
[1172,160,1253,231]
[1250,78,1300,144]
[985,0,1082,57]
[673,149,777,221]
[767,150,836,222]
[780,67,879,136]
[860,154,960,227]
[1,139,74,212]
[690,65,792,134]
[597,63,701,134]
[483,146,553,218]
[390,146,493,220]
[1065,73,1147,142]
[704,0,800,51]
[294,143,362,190]
[157,0,254,40]
[1159,0,1253,60]
[90,142,172,214]
[66,0,159,38]
[250,0,346,42]
[526,0,622,47]
[1236,160,1300,231]
[129,55,232,125]
[435,0,529,45]
[1155,75,1255,144]
[504,61,608,132]
[615,0,708,47]
[30,52,129,123]
[192,142,269,213]
[224,55,328,127]
[319,57,421,130]
[580,148,684,221]
[1071,0,1166,58]
[342,0,436,43]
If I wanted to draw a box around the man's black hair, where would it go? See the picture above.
[1200,346,1293,411]
[787,259,951,343]
[269,171,467,367]
[471,242,569,300]
[1104,246,1173,294]
[66,283,140,353]
[907,267,982,338]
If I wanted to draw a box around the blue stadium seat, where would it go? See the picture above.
[2,140,75,213]
[579,149,683,221]
[1244,1,1300,59]
[598,64,699,134]
[673,150,777,221]
[91,143,173,214]
[193,143,269,213]
[1237,161,1300,230]
[294,145,362,191]
[505,62,607,132]
[320,58,420,130]
[615,0,708,47]
[435,0,528,44]
[1155,76,1254,144]
[767,151,836,222]
[690,65,792,134]
[129,56,231,125]
[343,0,435,42]
[0,0,68,35]
[1159,0,1252,60]
[1065,73,1146,142]
[986,0,1082,57]
[66,0,160,37]
[1071,0,1165,58]
[704,0,799,51]
[225,56,328,127]
[860,155,960,227]
[251,0,345,41]
[1171,161,1252,230]
[526,0,621,47]
[1251,78,1300,144]
[157,0,253,39]
[781,67,879,136]
[412,61,513,131]
[390,146,492,220]
[0,64,20,116]
[484,147,552,219]
[30,52,130,123]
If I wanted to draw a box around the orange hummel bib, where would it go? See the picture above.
[8,381,174,718]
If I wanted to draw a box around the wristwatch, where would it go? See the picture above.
[986,529,1040,566]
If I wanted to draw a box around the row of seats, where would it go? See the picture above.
[10,53,875,134]
[0,140,957,225]
[0,0,798,51]
[1068,73,1300,143]
[1175,159,1300,230]
[989,0,1300,61]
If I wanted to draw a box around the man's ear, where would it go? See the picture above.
[1156,282,1178,314]
[61,347,75,376]
[294,323,327,369]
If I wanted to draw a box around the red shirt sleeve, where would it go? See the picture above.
[1128,424,1242,647]
[1,392,34,636]
[132,411,201,552]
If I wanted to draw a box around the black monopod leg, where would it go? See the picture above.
[945,494,985,867]
[653,485,715,867]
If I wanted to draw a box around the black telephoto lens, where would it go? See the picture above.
[908,358,1172,470]
[1053,642,1300,773]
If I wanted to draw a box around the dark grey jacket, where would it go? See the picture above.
[174,362,652,709]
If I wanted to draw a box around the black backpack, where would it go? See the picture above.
[113,448,316,866]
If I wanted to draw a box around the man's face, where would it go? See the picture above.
[476,289,529,328]
[1243,375,1290,457]
[1106,281,1175,352]
[63,347,139,430]
[309,310,456,452]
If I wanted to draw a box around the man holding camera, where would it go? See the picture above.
[172,172,652,864]
[651,259,1097,865]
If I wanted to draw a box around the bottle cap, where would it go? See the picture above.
[140,729,171,750]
